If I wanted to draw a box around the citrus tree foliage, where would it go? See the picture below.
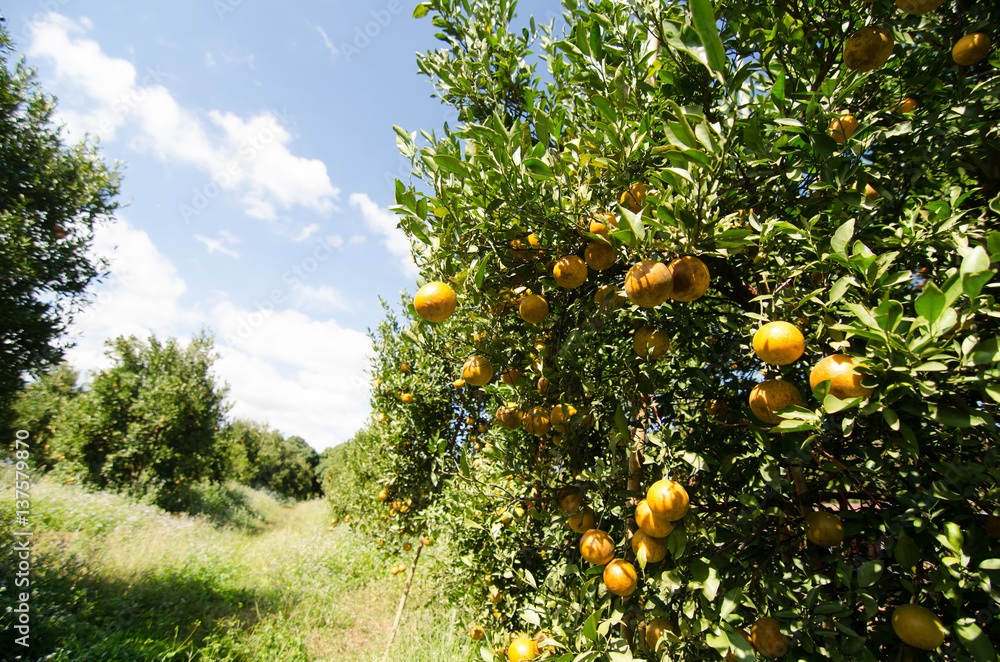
[11,363,82,469]
[219,419,321,500]
[63,333,229,510]
[364,0,1000,660]
[0,26,121,436]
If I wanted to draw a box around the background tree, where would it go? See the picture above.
[219,418,320,500]
[63,332,229,510]
[352,0,1000,660]
[0,23,122,438]
[11,363,81,469]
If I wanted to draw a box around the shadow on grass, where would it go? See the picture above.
[0,537,287,662]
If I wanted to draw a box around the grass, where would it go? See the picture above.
[0,466,474,661]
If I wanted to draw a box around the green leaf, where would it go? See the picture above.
[412,3,431,18]
[593,95,617,125]
[523,158,553,180]
[433,154,469,177]
[955,618,997,662]
[857,560,883,588]
[832,220,854,258]
[689,0,727,80]
[915,282,946,324]
[972,338,1000,365]
[942,521,964,553]
[894,530,919,572]
[962,245,991,275]
[583,610,599,642]
[828,276,853,305]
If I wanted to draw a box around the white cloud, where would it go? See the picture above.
[195,232,240,258]
[26,14,339,223]
[314,25,339,59]
[349,192,418,277]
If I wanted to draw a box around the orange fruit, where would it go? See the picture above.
[495,404,522,429]
[893,97,919,113]
[501,366,522,386]
[805,511,845,547]
[508,636,539,662]
[895,0,944,14]
[892,604,946,650]
[603,559,638,596]
[750,617,791,658]
[594,284,625,311]
[567,505,596,533]
[620,182,647,212]
[952,33,991,66]
[588,212,618,237]
[828,114,858,144]
[633,326,670,360]
[550,403,579,433]
[519,294,549,324]
[625,260,673,308]
[645,617,677,652]
[553,255,588,288]
[414,281,457,322]
[470,625,485,640]
[557,486,584,514]
[522,406,551,436]
[453,378,465,388]
[462,355,494,386]
[752,321,805,365]
[646,479,690,521]
[630,528,669,563]
[580,529,615,565]
[537,375,555,395]
[844,25,894,72]
[400,392,414,404]
[668,256,710,301]
[585,240,617,270]
[635,499,675,538]
[749,379,803,424]
[809,354,873,399]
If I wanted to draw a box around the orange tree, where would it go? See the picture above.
[361,0,1000,660]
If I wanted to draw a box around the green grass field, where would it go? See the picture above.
[0,466,473,661]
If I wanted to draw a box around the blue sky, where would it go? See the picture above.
[5,0,562,451]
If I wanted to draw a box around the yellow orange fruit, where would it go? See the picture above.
[557,486,584,514]
[952,33,991,66]
[753,321,805,365]
[462,355,494,386]
[550,403,579,433]
[631,528,669,563]
[635,502,672,538]
[585,240,617,270]
[470,625,485,640]
[809,354,873,399]
[580,529,616,565]
[588,212,618,237]
[522,406,551,436]
[750,617,791,658]
[828,114,858,144]
[567,505,596,533]
[892,604,946,650]
[844,25,894,72]
[501,366,522,386]
[553,255,588,288]
[893,97,919,113]
[633,326,670,360]
[414,281,457,322]
[496,404,522,429]
[646,479,690,522]
[749,379,803,424]
[620,182,647,212]
[645,617,677,652]
[594,284,625,311]
[519,294,549,324]
[668,256,711,301]
[625,260,673,308]
[508,635,539,662]
[400,392,414,404]
[603,559,638,596]
[805,511,845,547]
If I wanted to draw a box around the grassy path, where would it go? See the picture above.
[0,472,471,662]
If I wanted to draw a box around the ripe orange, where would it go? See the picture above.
[892,604,946,650]
[462,355,494,386]
[567,505,596,533]
[631,528,669,563]
[553,255,588,288]
[645,617,677,652]
[585,240,617,270]
[557,486,584,514]
[414,281,457,322]
[522,406,551,436]
[501,366,522,386]
[668,256,711,301]
[635,500,675,538]
[508,635,539,662]
[828,114,858,144]
[753,321,805,365]
[580,529,615,565]
[646,479,690,522]
[633,326,670,360]
[400,392,414,404]
[588,212,618,237]
[809,354,873,399]
[620,182,647,212]
[594,284,625,311]
[537,375,555,395]
[750,617,791,658]
[470,625,485,640]
[496,403,522,429]
[805,511,845,547]
[519,294,549,324]
[603,559,638,596]
[895,0,944,14]
[625,260,673,308]
[844,25,894,72]
[893,97,919,113]
[453,378,465,388]
[749,379,803,424]
[550,403,579,433]
[952,33,991,66]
